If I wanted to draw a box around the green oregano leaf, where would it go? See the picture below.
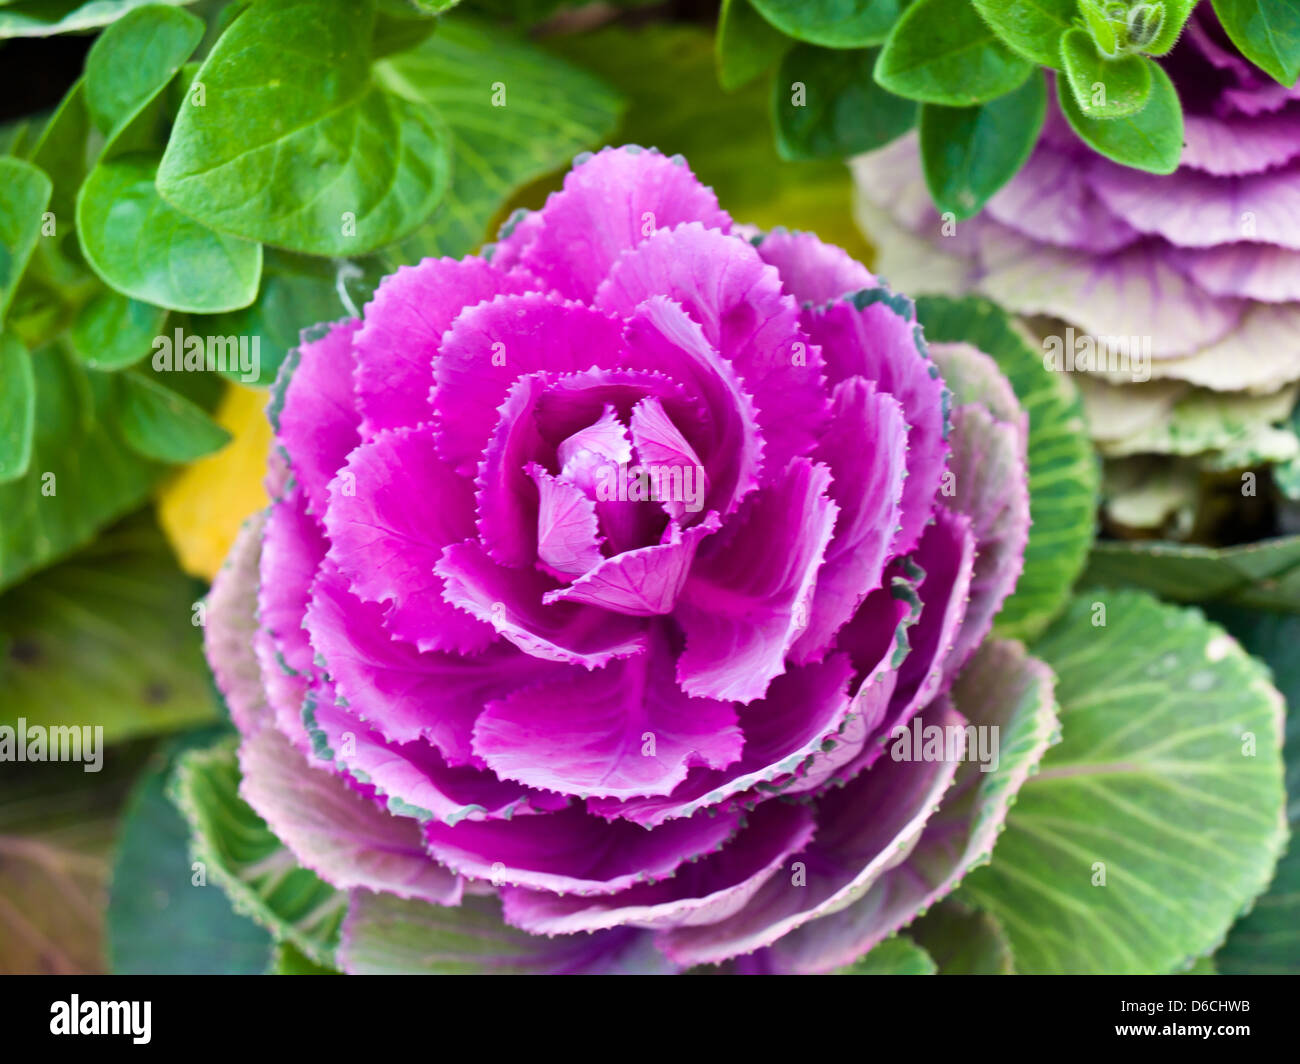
[876,0,1034,106]
[775,44,917,160]
[919,71,1046,219]
[1060,27,1154,119]
[1057,58,1183,174]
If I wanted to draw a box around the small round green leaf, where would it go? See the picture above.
[76,154,262,313]
[919,71,1046,220]
[69,290,166,371]
[1060,28,1154,119]
[875,0,1034,106]
[1057,60,1183,173]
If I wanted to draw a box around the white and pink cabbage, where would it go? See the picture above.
[854,9,1300,526]
[205,145,1046,973]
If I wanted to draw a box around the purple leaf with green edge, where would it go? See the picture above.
[0,332,35,483]
[655,699,966,968]
[972,0,1077,68]
[775,44,917,160]
[875,0,1035,106]
[908,897,1016,973]
[168,738,348,968]
[716,0,791,92]
[757,638,1059,974]
[1059,28,1154,119]
[750,0,905,49]
[236,727,463,904]
[836,935,936,974]
[338,891,676,975]
[1057,59,1184,174]
[918,71,1046,220]
[1212,0,1300,87]
[961,590,1288,974]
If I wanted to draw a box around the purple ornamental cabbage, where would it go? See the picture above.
[854,8,1300,490]
[205,145,1047,974]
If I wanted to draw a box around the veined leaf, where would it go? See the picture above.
[69,290,166,371]
[0,513,216,743]
[157,0,451,257]
[375,15,622,264]
[83,2,202,137]
[77,154,263,313]
[962,590,1288,974]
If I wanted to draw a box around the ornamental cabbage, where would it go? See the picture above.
[204,145,1047,973]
